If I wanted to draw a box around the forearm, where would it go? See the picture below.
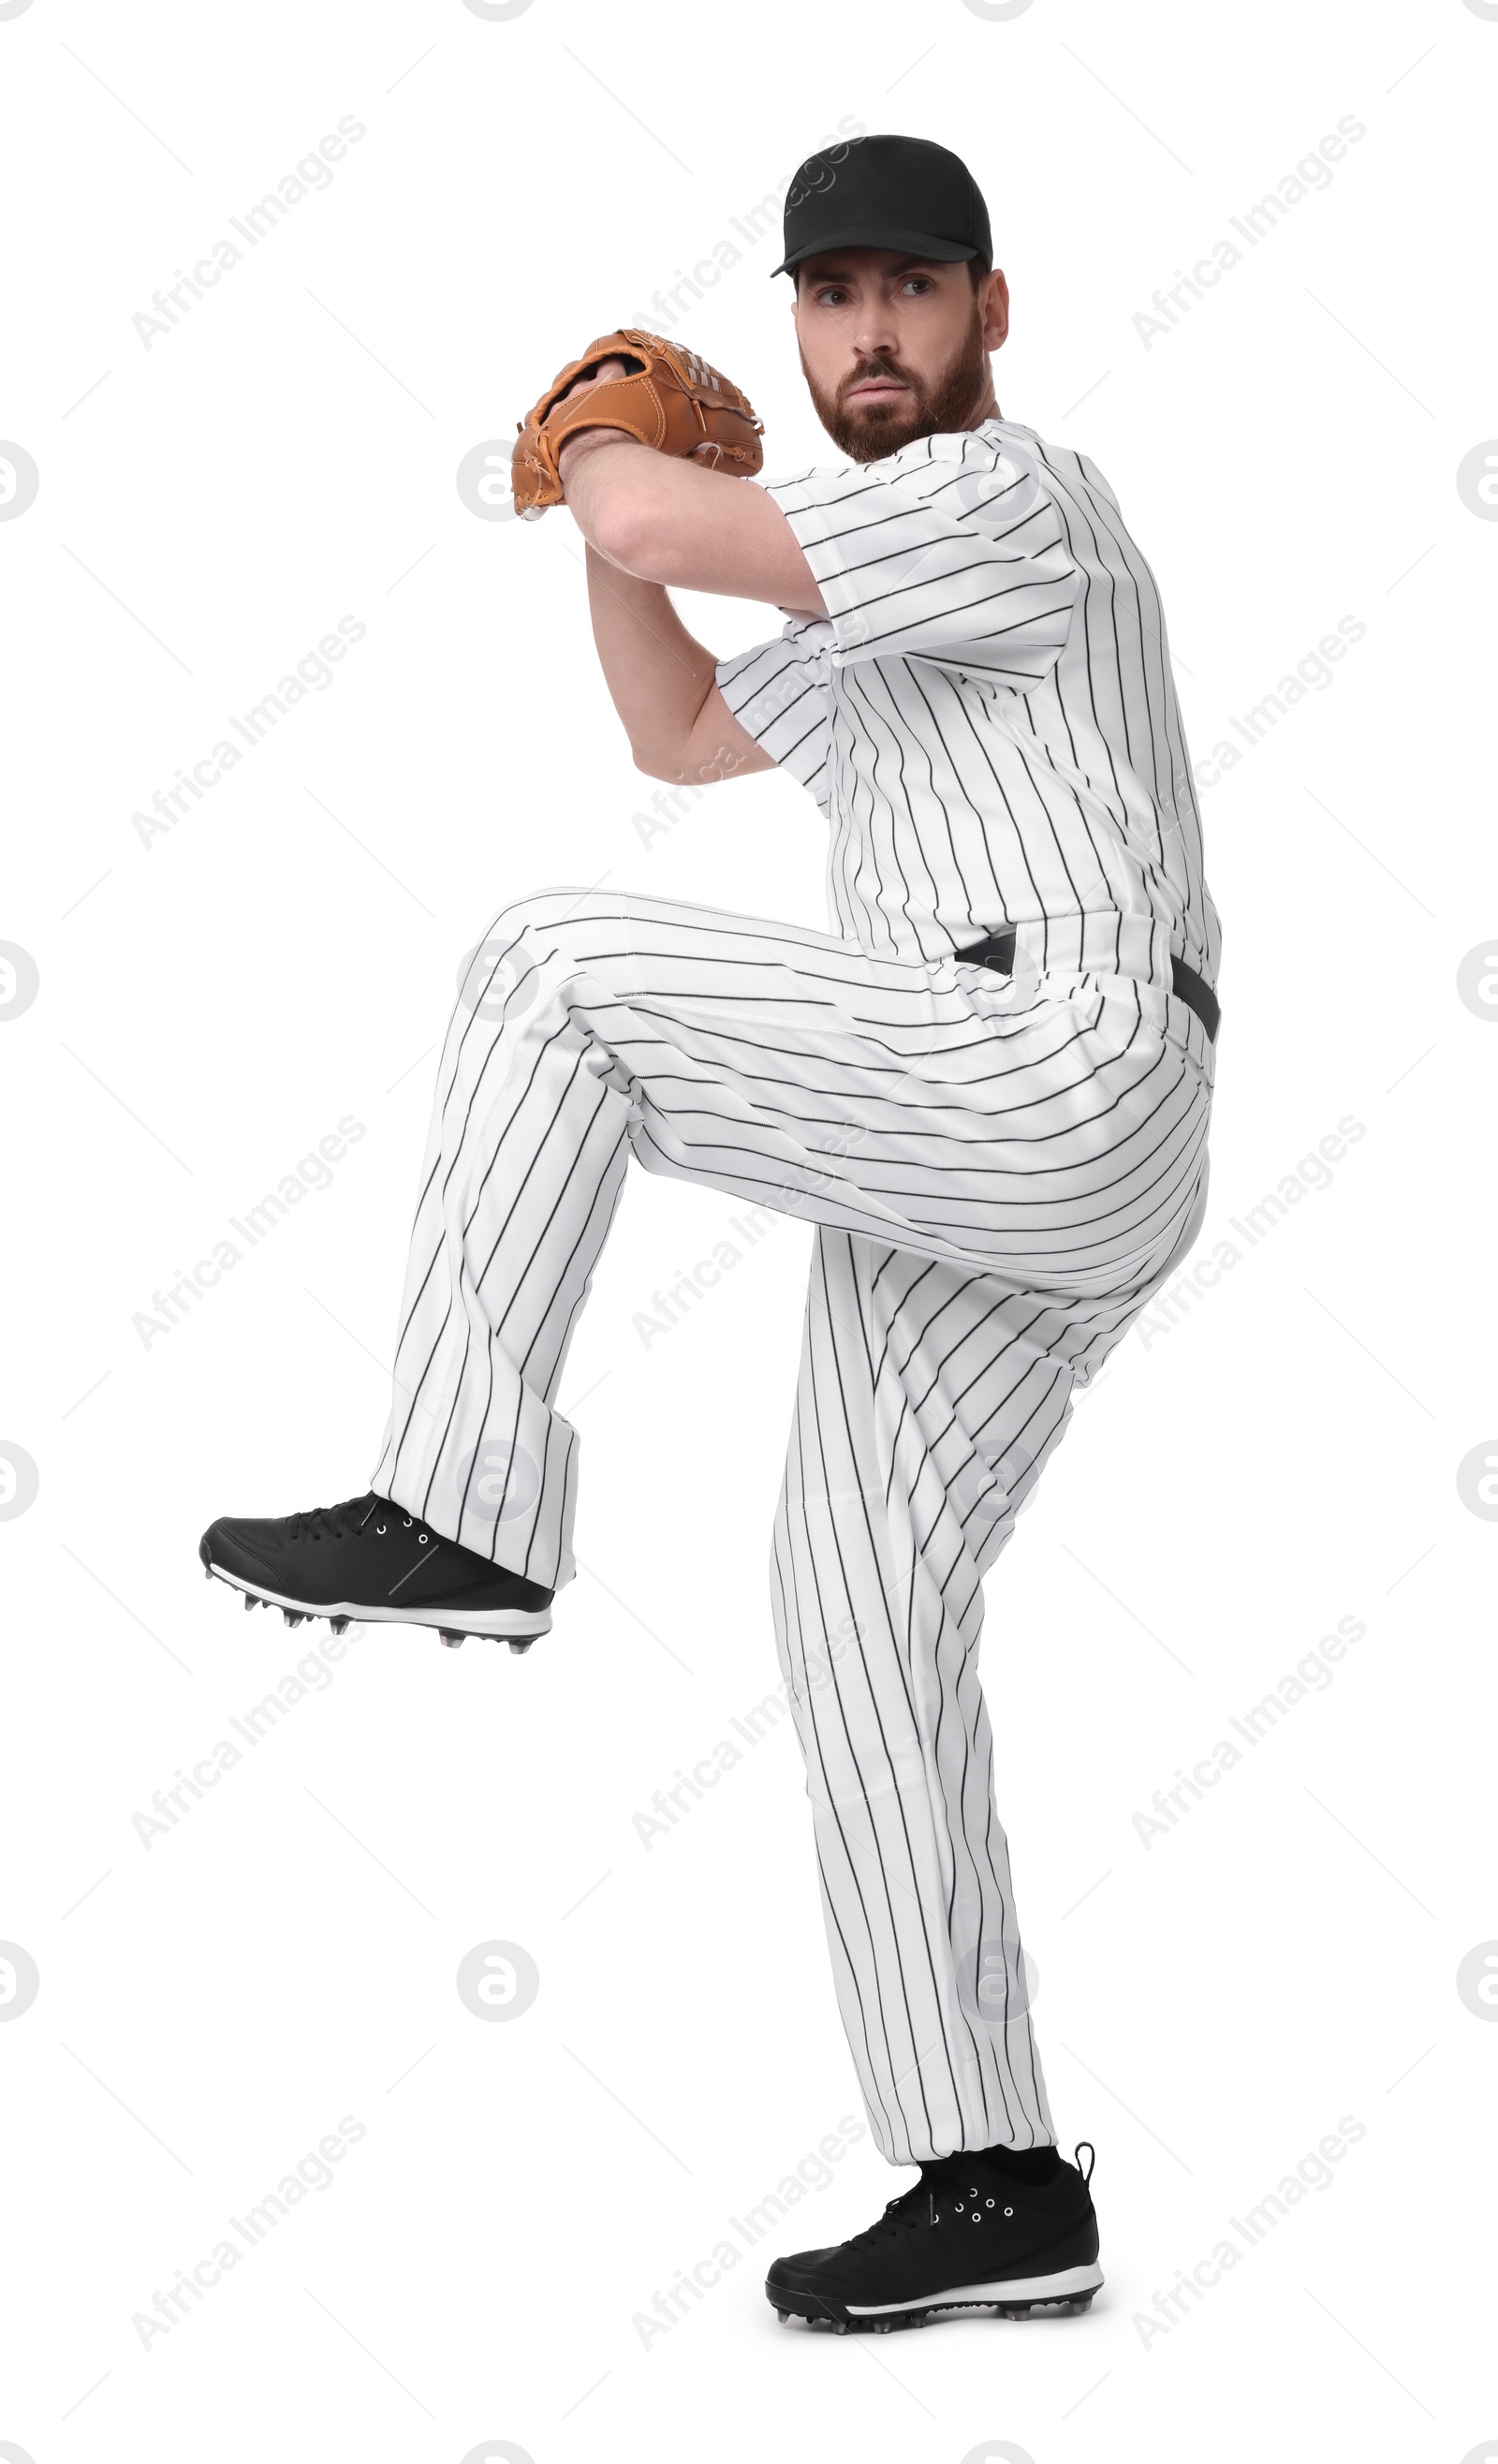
[562,429,825,612]
[561,423,803,781]
[583,545,726,775]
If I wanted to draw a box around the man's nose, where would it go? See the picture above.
[849,320,899,361]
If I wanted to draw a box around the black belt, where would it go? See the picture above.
[957,928,1220,1046]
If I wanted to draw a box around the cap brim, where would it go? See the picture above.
[771,226,978,277]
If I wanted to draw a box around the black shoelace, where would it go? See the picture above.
[286,1493,385,1544]
[844,2181,933,2250]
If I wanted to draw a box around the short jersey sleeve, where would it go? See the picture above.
[759,427,1079,692]
[714,617,832,807]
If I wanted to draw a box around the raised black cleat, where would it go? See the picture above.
[766,2142,1101,2333]
[199,1491,552,1646]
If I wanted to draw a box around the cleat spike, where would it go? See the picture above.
[328,1616,349,1635]
[243,1591,257,1612]
[507,1638,534,1655]
[775,2309,789,2325]
[438,1631,465,1648]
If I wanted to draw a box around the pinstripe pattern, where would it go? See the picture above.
[373,887,1212,1574]
[370,883,1212,2157]
[771,1211,1207,2163]
[716,417,1220,992]
[371,416,1217,2161]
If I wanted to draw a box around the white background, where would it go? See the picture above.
[2,1,1495,2458]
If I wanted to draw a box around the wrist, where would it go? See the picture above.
[557,426,635,482]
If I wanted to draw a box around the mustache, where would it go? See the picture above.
[841,356,918,401]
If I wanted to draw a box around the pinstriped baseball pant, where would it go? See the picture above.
[373,887,1213,2162]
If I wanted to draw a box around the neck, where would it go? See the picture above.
[964,374,1001,430]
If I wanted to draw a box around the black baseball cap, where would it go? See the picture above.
[773,134,991,280]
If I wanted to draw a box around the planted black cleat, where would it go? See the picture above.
[198,1491,552,1646]
[766,2142,1101,2332]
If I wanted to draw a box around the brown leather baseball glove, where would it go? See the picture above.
[512,329,765,517]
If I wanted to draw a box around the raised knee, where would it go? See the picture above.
[455,890,596,1020]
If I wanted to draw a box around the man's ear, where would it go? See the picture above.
[981,268,1010,353]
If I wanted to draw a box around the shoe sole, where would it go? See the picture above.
[771,2260,1102,2332]
[201,1557,551,1651]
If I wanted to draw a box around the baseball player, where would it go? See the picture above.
[200,133,1220,2333]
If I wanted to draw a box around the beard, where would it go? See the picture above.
[800,308,992,461]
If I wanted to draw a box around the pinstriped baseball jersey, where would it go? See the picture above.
[715,419,1220,995]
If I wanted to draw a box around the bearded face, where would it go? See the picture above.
[800,299,991,461]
